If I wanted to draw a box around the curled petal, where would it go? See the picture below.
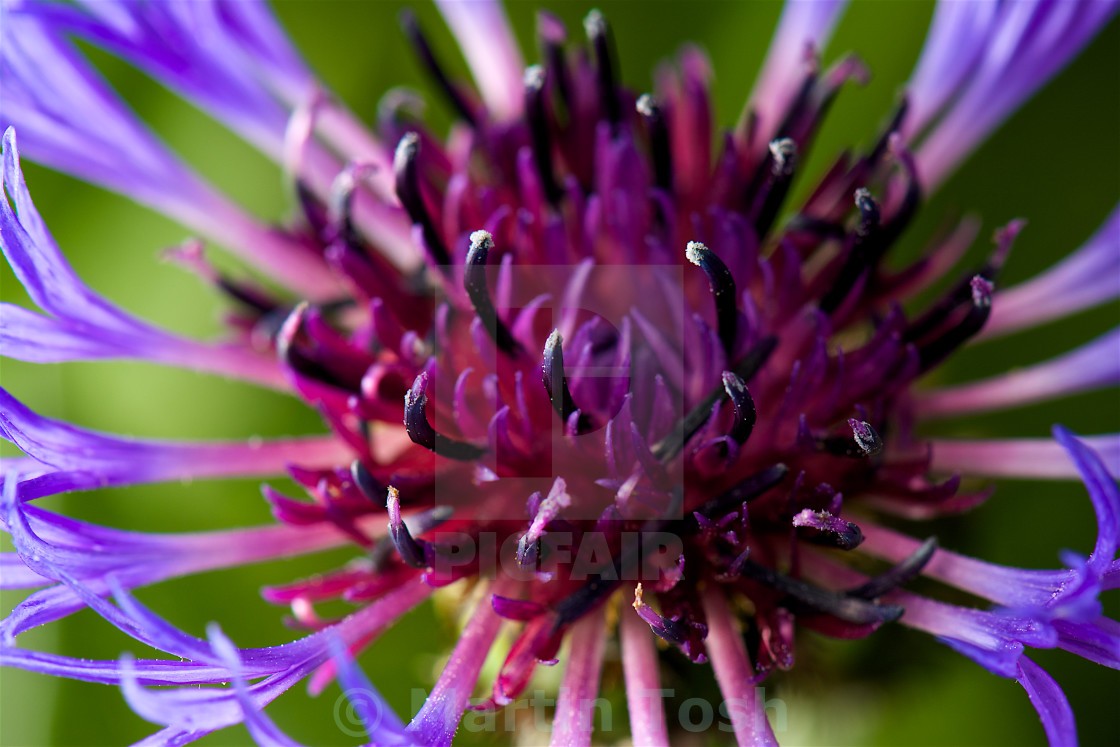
[1017,656,1078,747]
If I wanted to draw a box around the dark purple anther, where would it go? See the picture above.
[399,9,477,126]
[404,372,488,460]
[636,94,672,192]
[918,275,994,371]
[720,371,757,444]
[393,132,451,267]
[853,187,881,236]
[387,486,430,569]
[770,137,797,177]
[632,584,689,644]
[537,11,572,108]
[524,65,562,205]
[350,459,382,501]
[542,329,590,432]
[819,188,885,313]
[686,241,738,357]
[653,336,776,462]
[584,10,620,129]
[465,230,522,356]
[690,464,789,526]
[848,419,883,456]
[791,508,865,550]
[734,558,904,624]
[753,138,799,238]
[849,537,939,599]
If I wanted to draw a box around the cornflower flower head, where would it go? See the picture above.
[1,1,1118,745]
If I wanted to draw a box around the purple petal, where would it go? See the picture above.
[897,591,1057,676]
[40,0,397,207]
[208,624,306,747]
[434,0,525,121]
[0,552,49,589]
[551,603,608,747]
[915,0,1120,187]
[746,0,850,146]
[1017,656,1079,747]
[0,491,352,639]
[0,386,352,494]
[0,647,237,686]
[330,636,413,745]
[792,507,864,550]
[619,596,670,746]
[700,586,779,746]
[860,524,1091,617]
[0,133,286,385]
[406,582,507,745]
[1053,426,1120,571]
[1054,617,1120,669]
[930,434,1120,480]
[904,0,1001,138]
[35,0,292,157]
[984,206,1120,338]
[918,328,1120,419]
[937,635,1024,679]
[0,13,338,297]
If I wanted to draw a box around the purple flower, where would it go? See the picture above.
[2,1,1118,745]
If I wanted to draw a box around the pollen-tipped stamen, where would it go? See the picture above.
[584,10,621,129]
[820,419,884,458]
[542,329,591,433]
[637,94,672,192]
[524,65,563,205]
[819,188,884,314]
[386,486,430,569]
[752,138,799,238]
[686,241,738,356]
[632,584,689,644]
[917,276,994,371]
[465,230,522,355]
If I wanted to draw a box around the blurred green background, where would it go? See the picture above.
[1,1,1117,745]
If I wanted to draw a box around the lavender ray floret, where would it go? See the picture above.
[0,25,337,296]
[984,205,1120,338]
